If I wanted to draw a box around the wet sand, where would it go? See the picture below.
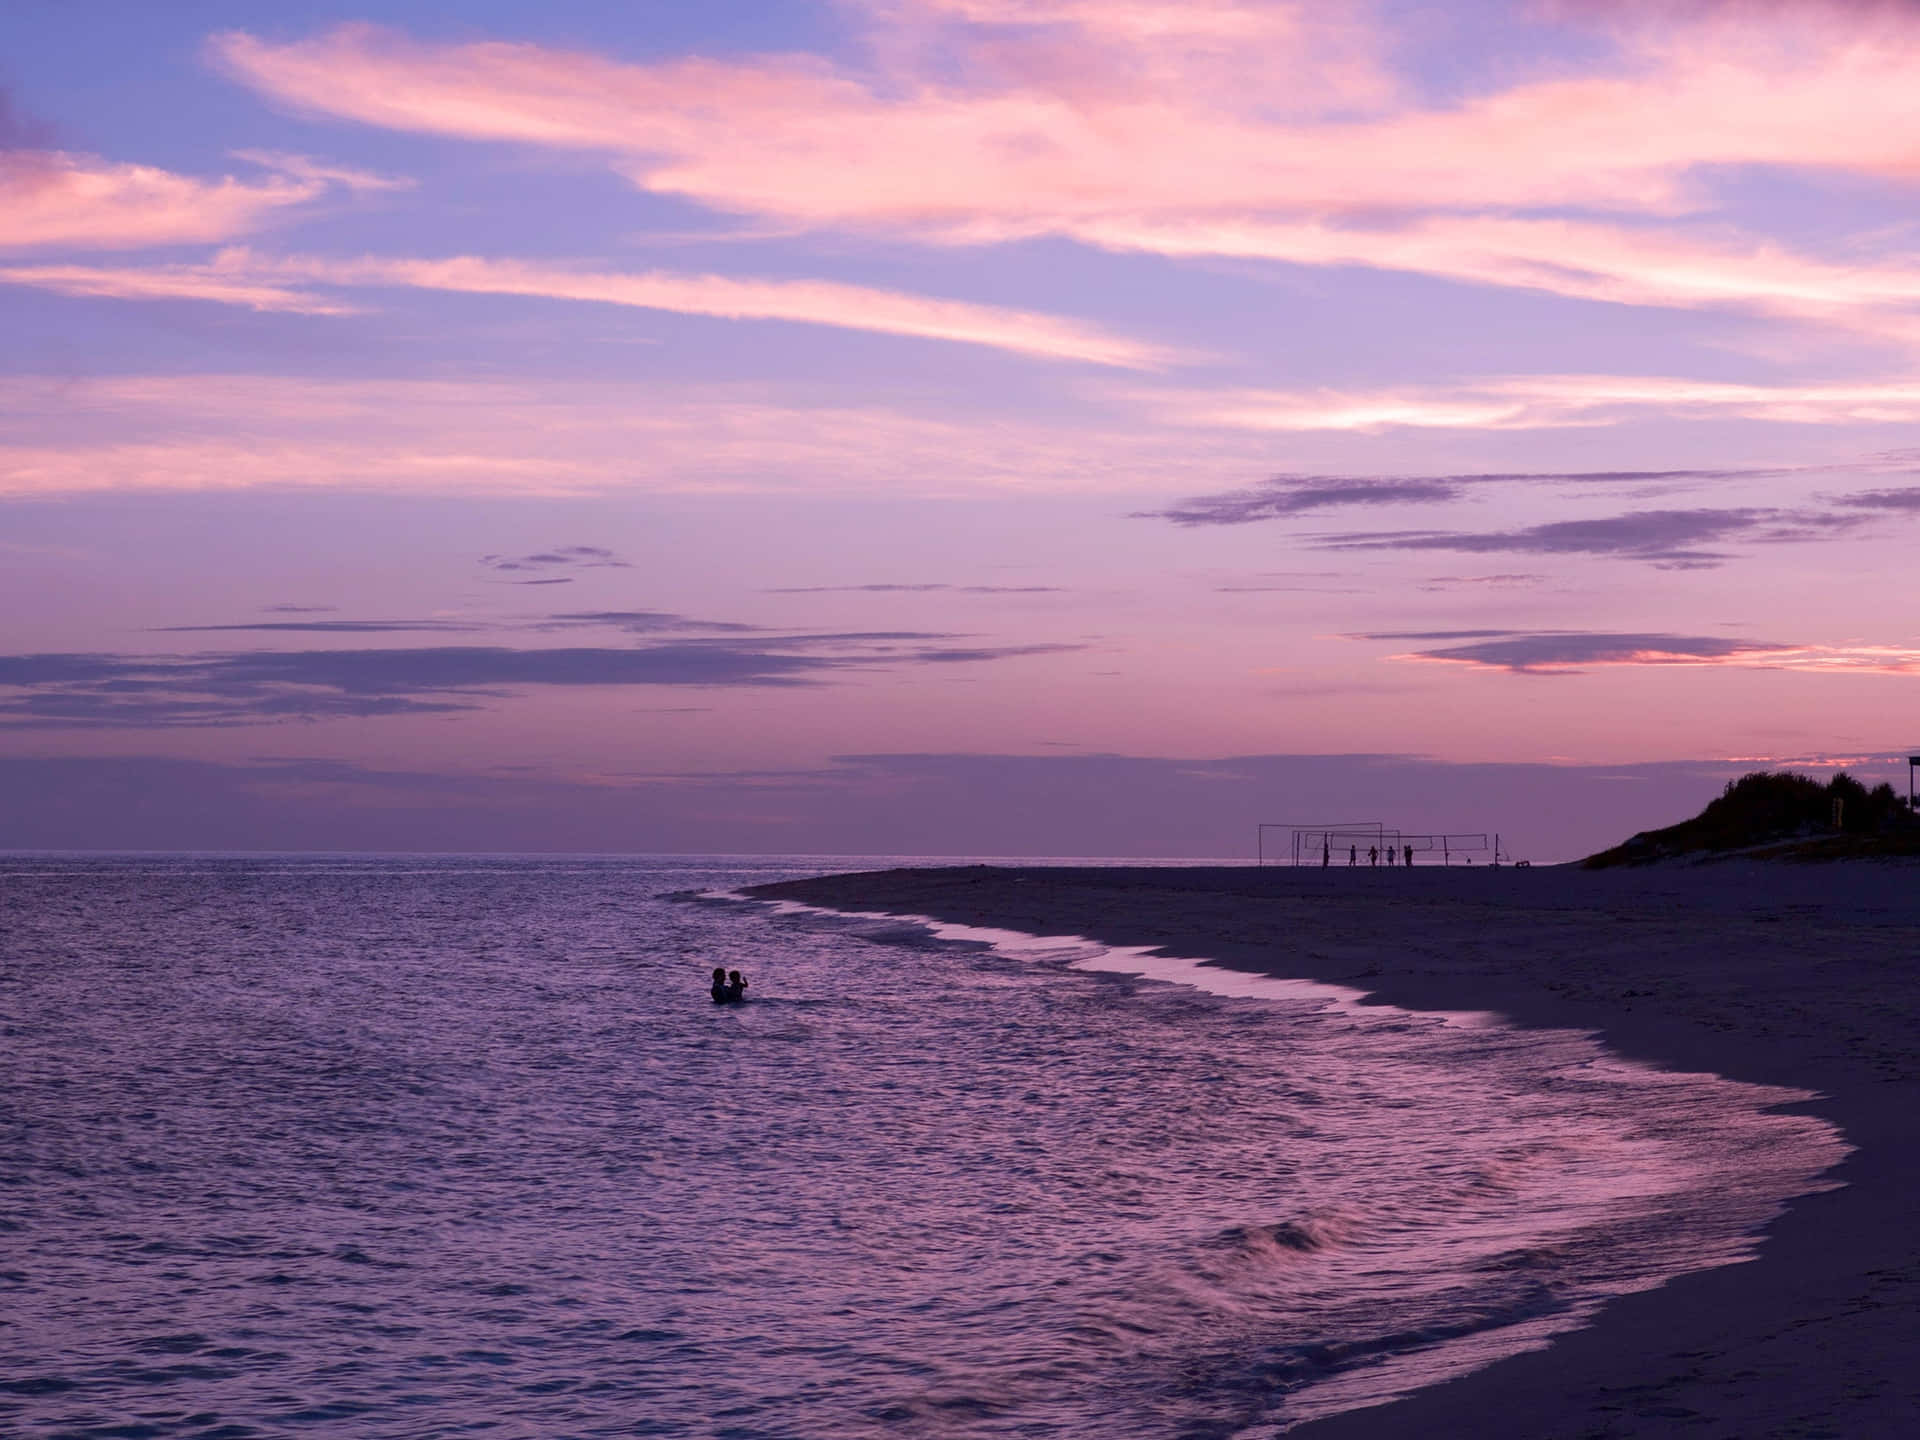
[748,861,1920,1438]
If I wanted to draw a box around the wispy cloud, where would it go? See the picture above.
[1836,485,1920,512]
[1153,376,1920,433]
[1082,213,1920,344]
[159,608,870,640]
[1417,573,1544,591]
[1143,458,1920,565]
[0,261,356,313]
[480,545,630,573]
[0,148,397,252]
[208,9,1920,220]
[1316,508,1796,569]
[0,374,1257,498]
[226,149,413,193]
[267,252,1178,367]
[1386,630,1920,676]
[536,610,760,634]
[1355,629,1529,642]
[1144,466,1792,526]
[764,583,1065,594]
[153,619,491,634]
[0,249,1178,367]
[207,6,1920,337]
[0,635,1084,728]
[1148,476,1476,525]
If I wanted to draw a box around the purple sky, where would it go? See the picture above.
[5,1,1920,860]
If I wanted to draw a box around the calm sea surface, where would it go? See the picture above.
[1,854,1844,1438]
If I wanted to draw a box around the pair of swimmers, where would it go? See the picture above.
[710,967,749,1004]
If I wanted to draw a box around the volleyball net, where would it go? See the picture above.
[1258,824,1504,866]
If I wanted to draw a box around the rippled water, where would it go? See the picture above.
[2,855,1843,1438]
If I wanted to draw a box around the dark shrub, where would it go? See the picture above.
[1585,768,1920,866]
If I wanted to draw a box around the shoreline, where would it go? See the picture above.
[748,861,1920,1437]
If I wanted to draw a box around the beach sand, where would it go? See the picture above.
[748,861,1920,1438]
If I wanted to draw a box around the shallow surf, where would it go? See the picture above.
[2,854,1845,1437]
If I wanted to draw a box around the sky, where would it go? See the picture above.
[5,0,1920,860]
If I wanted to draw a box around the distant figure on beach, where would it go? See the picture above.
[1348,845,1357,866]
[1404,844,1413,867]
[1385,845,1395,866]
[711,966,732,1003]
[1368,845,1379,867]
[727,969,748,1002]
[1322,839,1330,867]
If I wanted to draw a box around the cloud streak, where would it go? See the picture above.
[1316,508,1802,569]
[1146,465,1808,524]
[1146,458,1920,566]
[536,610,761,634]
[207,6,1920,337]
[0,374,1263,498]
[0,250,1178,367]
[1149,475,1490,525]
[153,620,491,634]
[209,10,1920,220]
[764,583,1065,594]
[1387,630,1920,676]
[0,636,1083,728]
[1082,212,1920,343]
[0,261,356,314]
[1154,376,1920,433]
[0,148,395,252]
[480,544,630,573]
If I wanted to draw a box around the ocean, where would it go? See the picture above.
[1,854,1844,1438]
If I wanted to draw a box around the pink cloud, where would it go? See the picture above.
[0,148,405,252]
[0,262,354,314]
[1398,636,1920,676]
[198,5,1920,350]
[246,251,1179,366]
[225,149,415,193]
[0,249,1173,365]
[1153,374,1920,431]
[212,7,1920,229]
[208,19,1477,228]
[1077,214,1920,340]
[0,374,1260,498]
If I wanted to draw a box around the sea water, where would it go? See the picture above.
[1,854,1845,1438]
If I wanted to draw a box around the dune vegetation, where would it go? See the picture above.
[1584,770,1920,867]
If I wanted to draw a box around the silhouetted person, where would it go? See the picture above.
[727,969,748,1002]
[1368,844,1378,867]
[1403,844,1413,867]
[1348,844,1357,866]
[711,966,731,1003]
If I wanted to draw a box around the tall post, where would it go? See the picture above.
[1909,755,1919,812]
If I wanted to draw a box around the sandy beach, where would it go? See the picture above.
[750,861,1920,1438]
